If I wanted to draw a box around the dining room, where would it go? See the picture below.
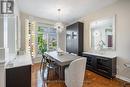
[1,0,130,87]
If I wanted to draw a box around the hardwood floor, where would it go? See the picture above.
[31,63,129,87]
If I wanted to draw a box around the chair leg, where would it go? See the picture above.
[42,68,47,87]
[40,57,44,73]
[58,66,61,81]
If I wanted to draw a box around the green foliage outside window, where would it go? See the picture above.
[38,27,47,54]
[38,26,57,54]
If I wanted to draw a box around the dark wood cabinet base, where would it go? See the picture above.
[6,65,31,87]
[83,53,117,79]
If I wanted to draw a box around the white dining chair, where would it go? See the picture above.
[65,58,87,87]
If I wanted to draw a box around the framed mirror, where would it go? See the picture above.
[90,16,116,50]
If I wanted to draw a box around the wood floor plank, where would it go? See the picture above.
[31,63,129,87]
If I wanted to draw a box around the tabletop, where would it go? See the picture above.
[45,51,82,66]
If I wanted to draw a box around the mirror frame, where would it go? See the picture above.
[89,16,116,51]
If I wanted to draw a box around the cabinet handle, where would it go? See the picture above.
[72,32,77,39]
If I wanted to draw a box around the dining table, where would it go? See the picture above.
[44,51,82,80]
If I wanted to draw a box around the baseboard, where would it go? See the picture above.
[116,75,130,82]
[33,57,42,64]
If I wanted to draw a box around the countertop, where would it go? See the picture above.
[83,52,117,58]
[5,54,33,69]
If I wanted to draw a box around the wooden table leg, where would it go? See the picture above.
[58,66,66,80]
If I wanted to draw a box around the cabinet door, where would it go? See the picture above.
[6,65,31,87]
[66,24,78,54]
[71,23,78,54]
[96,57,112,77]
[66,26,73,53]
[86,55,97,69]
[72,32,78,54]
[97,57,112,68]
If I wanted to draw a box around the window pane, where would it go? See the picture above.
[37,26,57,54]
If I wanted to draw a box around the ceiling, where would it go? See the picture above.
[17,0,118,24]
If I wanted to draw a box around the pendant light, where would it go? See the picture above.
[54,9,64,32]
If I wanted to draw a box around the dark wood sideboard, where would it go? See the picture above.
[83,53,117,79]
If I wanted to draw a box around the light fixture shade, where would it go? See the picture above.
[54,22,65,32]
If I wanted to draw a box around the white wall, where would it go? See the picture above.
[0,17,4,48]
[0,65,5,87]
[0,1,20,63]
[77,0,130,81]
[15,0,21,51]
[4,0,21,62]
[0,15,5,86]
[57,29,66,51]
[0,0,21,86]
[0,2,6,87]
[6,16,17,62]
